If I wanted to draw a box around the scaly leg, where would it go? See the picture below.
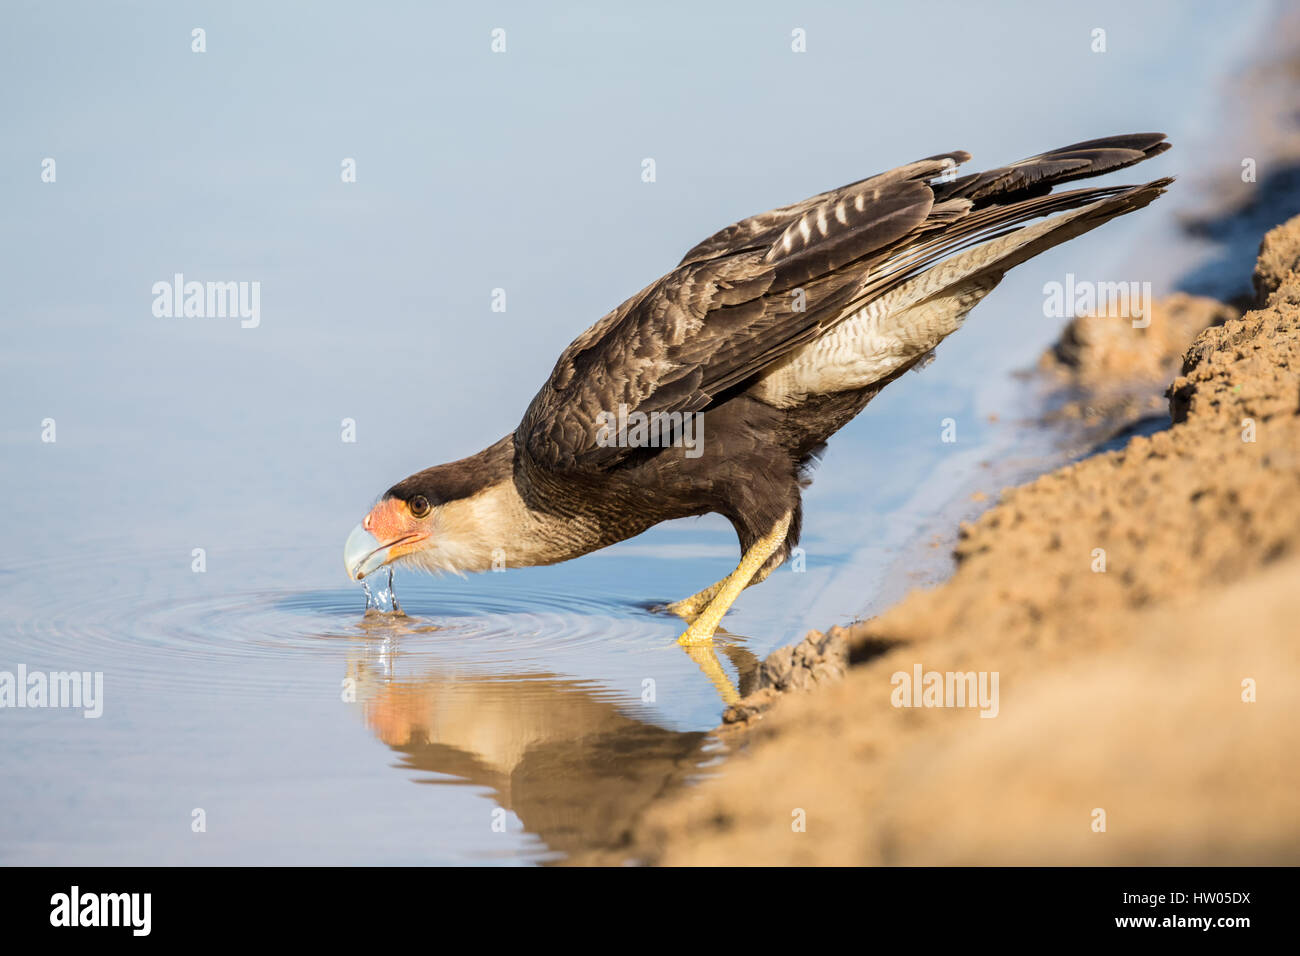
[661,579,726,622]
[677,511,792,645]
[663,546,784,623]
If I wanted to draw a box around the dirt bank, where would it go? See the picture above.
[1037,292,1237,435]
[594,215,1300,866]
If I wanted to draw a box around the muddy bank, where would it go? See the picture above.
[590,216,1300,866]
[1037,292,1237,437]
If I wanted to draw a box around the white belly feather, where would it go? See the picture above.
[749,205,1083,409]
[751,275,995,408]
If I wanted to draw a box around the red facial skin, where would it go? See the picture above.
[362,498,430,565]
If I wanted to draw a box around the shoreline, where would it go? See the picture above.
[575,211,1300,864]
[564,10,1300,867]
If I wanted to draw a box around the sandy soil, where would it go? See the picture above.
[1037,293,1237,435]
[585,216,1300,866]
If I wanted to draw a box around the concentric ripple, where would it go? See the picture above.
[0,544,682,700]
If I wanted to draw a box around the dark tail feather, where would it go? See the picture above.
[934,132,1170,207]
[858,177,1169,301]
[952,177,1173,284]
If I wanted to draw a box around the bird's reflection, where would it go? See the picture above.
[344,620,759,860]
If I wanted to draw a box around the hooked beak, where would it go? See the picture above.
[344,524,393,581]
[343,499,430,580]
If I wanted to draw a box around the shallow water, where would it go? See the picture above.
[0,2,1271,863]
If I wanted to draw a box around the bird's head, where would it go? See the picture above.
[343,491,436,581]
[343,437,519,581]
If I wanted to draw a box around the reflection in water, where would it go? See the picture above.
[345,617,760,860]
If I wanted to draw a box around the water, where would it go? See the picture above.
[361,567,402,614]
[0,1,1272,863]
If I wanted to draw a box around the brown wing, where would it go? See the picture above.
[516,135,1169,474]
[676,151,970,266]
[516,172,941,473]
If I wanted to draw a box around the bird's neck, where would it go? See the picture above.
[408,438,587,574]
[434,477,556,572]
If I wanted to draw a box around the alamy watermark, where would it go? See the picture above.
[1,665,103,718]
[1042,273,1152,328]
[595,404,704,458]
[890,663,999,718]
[50,886,150,936]
[151,273,260,328]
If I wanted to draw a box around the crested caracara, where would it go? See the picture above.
[345,133,1171,644]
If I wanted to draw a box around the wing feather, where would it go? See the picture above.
[517,135,1169,474]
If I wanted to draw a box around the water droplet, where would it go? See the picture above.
[361,566,403,616]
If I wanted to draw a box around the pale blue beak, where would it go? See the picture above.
[344,523,390,581]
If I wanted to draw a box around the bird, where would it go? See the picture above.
[344,133,1172,645]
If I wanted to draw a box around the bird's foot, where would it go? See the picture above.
[656,579,727,623]
[677,616,721,646]
[660,596,703,623]
[673,510,792,646]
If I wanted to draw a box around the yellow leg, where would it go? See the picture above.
[677,511,792,646]
[663,546,785,623]
[662,579,727,622]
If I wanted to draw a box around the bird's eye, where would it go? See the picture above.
[409,495,431,518]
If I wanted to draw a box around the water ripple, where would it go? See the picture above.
[0,546,678,699]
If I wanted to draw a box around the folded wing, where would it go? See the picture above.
[517,134,1170,474]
